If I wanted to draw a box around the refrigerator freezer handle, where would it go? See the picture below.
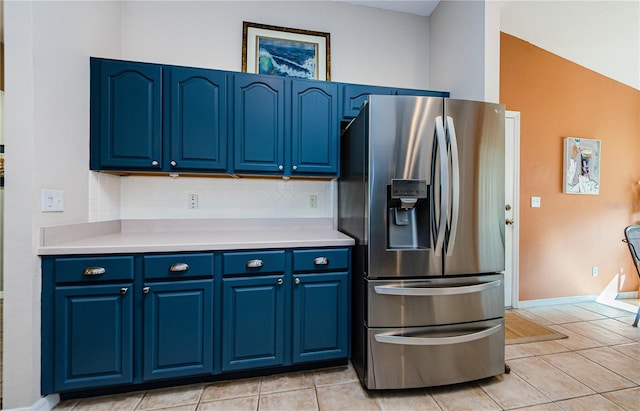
[445,116,460,256]
[374,324,502,346]
[434,116,448,257]
[373,279,502,296]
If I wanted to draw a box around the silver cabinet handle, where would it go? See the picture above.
[277,278,284,285]
[375,324,502,346]
[246,259,264,268]
[142,286,150,294]
[169,263,189,272]
[120,287,128,295]
[278,165,284,171]
[374,280,501,296]
[292,165,298,170]
[151,160,159,166]
[170,160,177,167]
[83,267,106,276]
[313,257,329,266]
[295,277,300,285]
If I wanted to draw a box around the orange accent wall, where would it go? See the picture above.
[500,32,640,301]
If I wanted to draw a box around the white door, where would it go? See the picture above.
[504,111,520,308]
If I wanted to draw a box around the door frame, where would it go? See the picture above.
[505,110,520,308]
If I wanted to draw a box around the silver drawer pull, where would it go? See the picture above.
[246,259,264,268]
[83,267,106,276]
[120,287,128,295]
[169,263,189,272]
[295,277,300,285]
[314,257,329,266]
[374,280,501,296]
[143,286,150,294]
[375,324,502,346]
[277,278,284,285]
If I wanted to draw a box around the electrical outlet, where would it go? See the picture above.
[309,194,318,209]
[188,194,198,209]
[531,196,541,208]
[592,265,598,277]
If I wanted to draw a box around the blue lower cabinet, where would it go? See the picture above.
[222,275,285,371]
[53,284,133,392]
[143,280,214,380]
[292,272,349,363]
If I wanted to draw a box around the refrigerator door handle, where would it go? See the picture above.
[374,324,502,346]
[434,116,448,257]
[374,279,501,296]
[445,116,460,256]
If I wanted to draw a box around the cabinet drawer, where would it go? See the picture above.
[143,253,214,280]
[222,251,285,276]
[293,248,349,272]
[54,256,134,283]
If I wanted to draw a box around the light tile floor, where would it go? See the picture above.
[54,301,640,411]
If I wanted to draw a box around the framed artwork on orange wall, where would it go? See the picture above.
[563,137,601,195]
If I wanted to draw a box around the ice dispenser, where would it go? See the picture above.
[387,179,429,249]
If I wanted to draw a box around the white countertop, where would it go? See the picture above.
[38,218,355,255]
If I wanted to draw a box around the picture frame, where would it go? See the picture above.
[242,21,330,81]
[563,137,601,195]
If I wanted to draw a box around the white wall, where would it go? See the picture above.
[429,0,501,102]
[3,1,122,407]
[501,0,640,91]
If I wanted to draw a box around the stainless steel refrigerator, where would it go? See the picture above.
[338,95,506,389]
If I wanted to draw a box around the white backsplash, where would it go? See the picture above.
[88,175,337,220]
[89,172,121,222]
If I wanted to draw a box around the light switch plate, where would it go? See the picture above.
[42,189,64,212]
[531,196,541,208]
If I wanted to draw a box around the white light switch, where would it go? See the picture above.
[531,196,541,208]
[42,189,64,212]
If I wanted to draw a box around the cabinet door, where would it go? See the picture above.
[168,67,227,171]
[341,84,394,119]
[291,80,339,175]
[292,272,349,363]
[143,280,213,381]
[92,58,163,170]
[222,275,285,371]
[233,73,286,174]
[54,284,133,392]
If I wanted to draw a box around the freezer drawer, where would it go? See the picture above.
[364,318,504,389]
[367,274,504,327]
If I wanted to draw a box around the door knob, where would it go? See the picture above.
[506,218,515,225]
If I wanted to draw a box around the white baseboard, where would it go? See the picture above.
[615,291,639,300]
[3,394,60,411]
[517,294,599,308]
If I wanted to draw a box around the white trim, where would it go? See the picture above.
[505,110,520,309]
[615,291,639,300]
[517,294,599,308]
[3,395,60,411]
[0,291,4,299]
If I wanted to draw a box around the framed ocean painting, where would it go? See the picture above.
[242,22,330,81]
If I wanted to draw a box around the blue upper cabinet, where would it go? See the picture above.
[291,80,339,175]
[167,67,227,172]
[341,84,394,119]
[91,58,228,173]
[91,58,163,170]
[341,83,449,119]
[233,73,286,174]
